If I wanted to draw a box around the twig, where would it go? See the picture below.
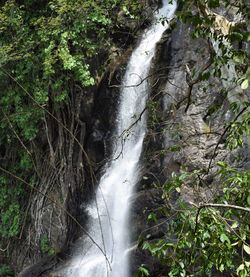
[109,66,180,89]
[185,40,215,113]
[0,242,10,252]
[206,106,248,173]
[193,202,250,233]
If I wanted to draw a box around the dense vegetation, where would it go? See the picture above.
[0,0,249,276]
[0,0,141,274]
[139,0,250,277]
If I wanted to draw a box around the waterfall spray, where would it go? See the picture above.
[64,1,176,276]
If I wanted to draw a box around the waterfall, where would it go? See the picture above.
[64,1,176,276]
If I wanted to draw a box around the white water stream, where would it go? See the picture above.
[65,1,176,276]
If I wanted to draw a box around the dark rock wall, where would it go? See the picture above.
[129,20,249,276]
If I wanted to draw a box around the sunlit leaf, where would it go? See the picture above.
[220,233,230,244]
[241,79,249,90]
[243,244,250,255]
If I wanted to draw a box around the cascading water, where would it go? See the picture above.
[64,1,176,276]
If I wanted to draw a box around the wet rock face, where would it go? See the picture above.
[129,19,249,275]
[129,248,167,277]
[130,189,165,240]
[86,81,119,166]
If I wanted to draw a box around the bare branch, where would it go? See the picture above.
[206,106,248,173]
[185,40,215,113]
[109,66,180,89]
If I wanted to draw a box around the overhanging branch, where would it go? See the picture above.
[193,202,250,234]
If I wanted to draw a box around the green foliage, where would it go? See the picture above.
[0,0,141,245]
[40,235,56,256]
[218,162,250,209]
[141,2,250,275]
[177,0,249,82]
[227,107,250,150]
[143,166,250,276]
[0,176,22,238]
[148,99,161,127]
[0,203,21,238]
[133,264,150,277]
[0,0,142,147]
[0,265,14,277]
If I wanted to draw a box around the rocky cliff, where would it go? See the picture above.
[129,12,249,277]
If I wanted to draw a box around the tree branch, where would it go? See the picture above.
[185,40,215,113]
[206,106,248,173]
[193,202,250,234]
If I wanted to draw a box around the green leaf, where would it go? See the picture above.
[148,212,157,223]
[179,262,185,269]
[241,79,249,90]
[237,264,245,275]
[247,195,250,206]
[243,244,250,255]
[231,222,239,229]
[220,233,230,244]
[139,265,150,277]
[219,264,224,272]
